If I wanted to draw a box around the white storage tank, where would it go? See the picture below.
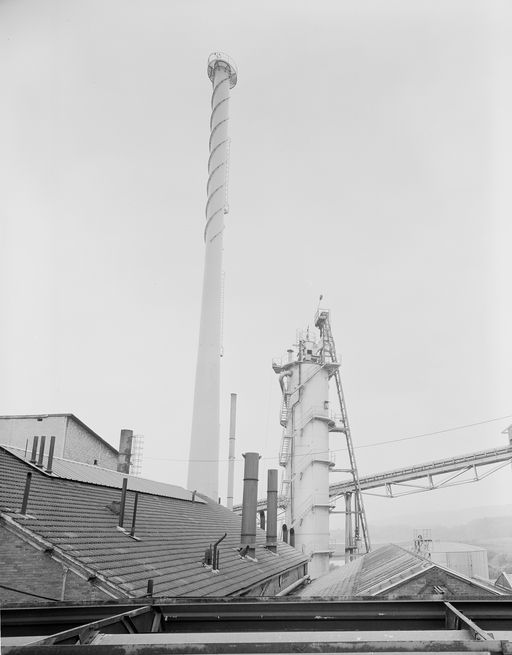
[430,541,489,580]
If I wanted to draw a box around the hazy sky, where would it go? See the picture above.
[1,0,511,531]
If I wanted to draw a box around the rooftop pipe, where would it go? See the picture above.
[266,469,278,553]
[117,429,133,474]
[240,452,260,559]
[227,393,237,510]
[29,436,39,464]
[46,436,56,474]
[36,435,46,468]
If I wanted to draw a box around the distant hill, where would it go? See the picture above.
[331,505,512,574]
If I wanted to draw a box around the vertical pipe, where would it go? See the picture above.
[146,579,154,597]
[345,493,353,564]
[226,393,237,510]
[240,452,259,558]
[130,492,139,537]
[37,436,46,467]
[21,472,32,514]
[266,469,278,553]
[119,478,128,528]
[354,490,361,551]
[46,436,56,474]
[259,510,266,531]
[24,438,28,459]
[30,436,39,464]
[117,429,133,474]
[187,54,237,501]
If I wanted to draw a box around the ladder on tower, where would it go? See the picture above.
[315,309,371,555]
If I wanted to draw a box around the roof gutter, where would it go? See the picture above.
[229,560,308,597]
[276,574,310,596]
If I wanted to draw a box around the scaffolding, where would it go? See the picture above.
[130,434,144,477]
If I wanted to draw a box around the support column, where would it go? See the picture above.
[345,492,353,564]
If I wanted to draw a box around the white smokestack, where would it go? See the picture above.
[187,53,238,500]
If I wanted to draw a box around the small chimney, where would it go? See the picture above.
[130,492,139,537]
[117,429,133,474]
[36,436,46,468]
[21,472,32,515]
[45,436,56,474]
[30,436,39,464]
[240,452,260,559]
[266,469,278,553]
[119,477,128,528]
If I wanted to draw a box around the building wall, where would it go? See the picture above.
[0,525,112,604]
[0,416,118,471]
[63,417,117,470]
[0,416,68,458]
[381,567,498,598]
[239,564,307,597]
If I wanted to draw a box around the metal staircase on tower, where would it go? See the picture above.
[314,308,371,557]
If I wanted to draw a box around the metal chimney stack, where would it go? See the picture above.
[117,429,133,474]
[187,53,238,500]
[240,452,259,559]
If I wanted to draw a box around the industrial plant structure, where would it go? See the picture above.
[187,53,237,501]
[272,308,370,578]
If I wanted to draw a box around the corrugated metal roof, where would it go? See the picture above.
[0,448,308,598]
[1,445,204,503]
[299,544,504,598]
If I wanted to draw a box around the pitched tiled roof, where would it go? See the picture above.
[0,448,307,598]
[3,445,202,503]
[299,544,503,598]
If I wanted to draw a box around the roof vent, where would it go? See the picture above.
[203,533,227,571]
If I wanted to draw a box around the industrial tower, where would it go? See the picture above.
[187,54,237,500]
[273,308,370,577]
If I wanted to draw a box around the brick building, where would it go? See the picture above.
[0,446,308,604]
[0,414,118,469]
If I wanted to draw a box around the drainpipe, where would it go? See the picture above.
[266,469,278,553]
[227,393,237,510]
[240,452,260,559]
[117,429,133,473]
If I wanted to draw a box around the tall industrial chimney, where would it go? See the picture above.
[187,53,238,500]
